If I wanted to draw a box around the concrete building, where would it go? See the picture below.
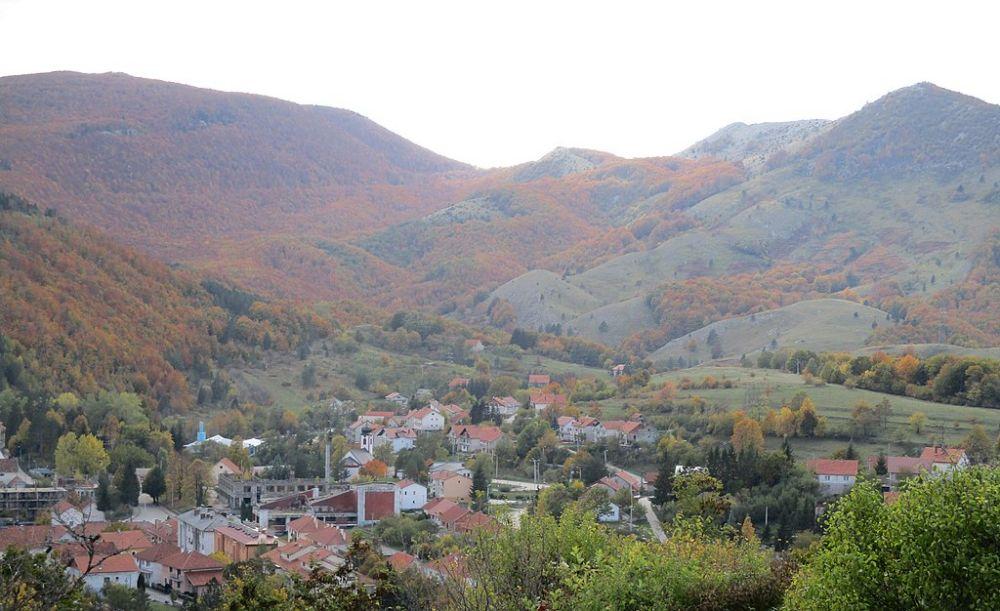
[177,508,229,556]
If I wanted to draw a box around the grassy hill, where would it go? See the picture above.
[653,365,1000,459]
[649,299,886,365]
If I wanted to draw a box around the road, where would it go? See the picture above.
[491,478,550,491]
[637,496,666,543]
[131,494,176,523]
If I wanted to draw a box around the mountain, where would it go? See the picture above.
[479,83,1000,354]
[678,119,831,174]
[0,193,336,412]
[0,71,474,299]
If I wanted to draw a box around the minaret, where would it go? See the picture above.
[325,438,331,487]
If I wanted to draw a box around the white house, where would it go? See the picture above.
[920,446,969,474]
[404,406,445,432]
[806,459,858,496]
[362,427,417,454]
[50,499,104,527]
[136,542,181,589]
[396,479,428,511]
[385,393,410,408]
[68,554,139,592]
[557,417,580,443]
[489,396,521,419]
[598,502,621,523]
[177,508,229,556]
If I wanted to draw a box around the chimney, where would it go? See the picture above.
[312,487,320,500]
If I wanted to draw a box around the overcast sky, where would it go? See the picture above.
[2,0,997,168]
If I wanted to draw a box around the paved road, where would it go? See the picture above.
[492,478,550,491]
[637,496,666,543]
[131,494,176,523]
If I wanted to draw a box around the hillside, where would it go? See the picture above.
[0,194,336,412]
[0,71,474,300]
[482,83,1000,353]
[649,298,886,365]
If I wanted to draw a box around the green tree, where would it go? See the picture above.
[472,464,488,510]
[143,465,166,504]
[786,468,1000,609]
[0,547,94,610]
[116,463,141,507]
[102,582,150,610]
[54,432,110,479]
[962,424,993,464]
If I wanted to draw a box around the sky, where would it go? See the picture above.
[1,0,998,168]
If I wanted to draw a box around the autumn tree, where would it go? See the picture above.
[909,411,928,435]
[55,433,110,479]
[732,417,764,454]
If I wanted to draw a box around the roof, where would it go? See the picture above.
[613,469,642,488]
[342,448,374,466]
[397,479,424,490]
[287,514,323,535]
[491,396,520,408]
[883,491,901,504]
[866,455,929,474]
[162,550,225,572]
[136,542,181,562]
[454,511,494,533]
[311,489,358,512]
[450,425,503,443]
[303,526,349,548]
[72,553,138,574]
[602,420,642,434]
[426,552,467,578]
[448,377,470,388]
[528,374,550,385]
[593,476,626,493]
[407,406,441,420]
[388,551,416,571]
[439,504,471,525]
[528,390,567,406]
[186,569,224,586]
[556,416,576,427]
[0,525,66,550]
[430,469,469,482]
[263,541,336,577]
[259,491,313,510]
[422,497,462,518]
[366,410,398,419]
[177,508,229,531]
[215,524,275,546]
[920,446,966,464]
[215,457,243,475]
[99,529,152,552]
[806,459,859,476]
[0,458,22,473]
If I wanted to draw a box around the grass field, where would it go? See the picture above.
[652,365,1000,458]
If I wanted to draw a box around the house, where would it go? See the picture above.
[388,550,417,572]
[0,458,35,487]
[422,498,469,529]
[429,471,472,502]
[577,417,604,443]
[453,511,494,533]
[429,462,472,478]
[557,417,581,443]
[404,406,445,432]
[528,390,567,411]
[397,480,428,511]
[359,410,398,425]
[0,524,71,554]
[341,448,374,479]
[610,364,627,378]
[598,502,621,522]
[920,446,969,474]
[161,550,225,596]
[211,458,243,484]
[141,518,178,546]
[448,377,470,390]
[100,529,153,557]
[256,491,317,532]
[287,515,350,553]
[263,540,342,578]
[866,455,929,488]
[600,420,657,446]
[423,552,467,582]
[528,374,550,388]
[50,499,104,527]
[385,393,410,408]
[438,403,470,424]
[806,459,859,496]
[448,425,504,454]
[608,469,643,493]
[362,427,418,454]
[136,542,180,589]
[489,396,521,419]
[68,553,139,592]
[214,523,277,562]
[177,508,229,556]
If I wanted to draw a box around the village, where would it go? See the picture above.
[0,359,976,607]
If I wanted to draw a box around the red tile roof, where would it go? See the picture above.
[866,455,929,474]
[528,374,550,385]
[302,526,349,548]
[99,529,152,552]
[806,459,859,476]
[215,524,275,546]
[454,511,494,533]
[0,525,67,550]
[136,542,181,562]
[216,457,243,475]
[72,553,138,574]
[920,446,966,464]
[388,551,416,571]
[602,420,642,434]
[422,498,461,518]
[186,569,224,587]
[162,550,225,572]
[450,425,503,443]
[287,514,323,535]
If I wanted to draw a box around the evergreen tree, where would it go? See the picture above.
[143,466,166,504]
[845,443,857,460]
[875,451,888,475]
[96,472,116,511]
[470,398,487,424]
[116,463,140,507]
[472,464,488,510]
